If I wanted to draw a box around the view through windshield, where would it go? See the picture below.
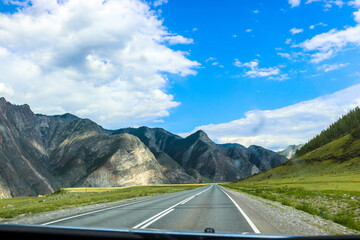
[0,0,359,237]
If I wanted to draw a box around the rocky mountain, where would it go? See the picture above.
[113,127,288,182]
[0,98,288,198]
[278,144,304,159]
[0,98,169,198]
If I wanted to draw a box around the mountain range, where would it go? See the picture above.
[0,98,288,198]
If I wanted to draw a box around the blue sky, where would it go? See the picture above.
[0,0,360,150]
[158,0,359,128]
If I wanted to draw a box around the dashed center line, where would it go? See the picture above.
[132,185,212,229]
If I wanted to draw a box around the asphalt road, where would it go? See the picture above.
[41,185,271,234]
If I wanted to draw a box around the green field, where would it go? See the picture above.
[0,184,207,219]
[223,133,360,232]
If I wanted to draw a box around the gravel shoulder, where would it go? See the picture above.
[222,186,360,236]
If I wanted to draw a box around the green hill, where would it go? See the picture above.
[296,106,360,157]
[228,131,360,191]
[223,107,360,232]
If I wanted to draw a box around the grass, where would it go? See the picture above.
[221,133,360,232]
[0,184,207,219]
[222,184,360,232]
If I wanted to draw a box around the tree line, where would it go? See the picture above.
[296,106,360,157]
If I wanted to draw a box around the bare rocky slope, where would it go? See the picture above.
[278,144,304,159]
[0,98,287,198]
[0,98,169,198]
[113,127,288,182]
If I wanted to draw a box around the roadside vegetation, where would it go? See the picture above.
[224,184,360,232]
[223,107,360,232]
[0,184,207,219]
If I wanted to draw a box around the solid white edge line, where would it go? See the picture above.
[41,198,152,226]
[220,187,261,234]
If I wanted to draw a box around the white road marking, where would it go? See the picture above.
[133,185,212,229]
[220,187,261,234]
[139,208,175,229]
[42,185,212,227]
[41,197,153,225]
[180,196,194,204]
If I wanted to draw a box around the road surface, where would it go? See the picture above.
[41,184,279,234]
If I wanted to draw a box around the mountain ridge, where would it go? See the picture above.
[0,98,288,198]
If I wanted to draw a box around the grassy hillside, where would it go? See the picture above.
[223,111,360,232]
[296,107,360,157]
[231,133,360,191]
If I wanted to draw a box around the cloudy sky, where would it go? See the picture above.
[0,0,360,150]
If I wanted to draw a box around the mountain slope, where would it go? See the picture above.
[114,127,288,182]
[278,144,304,159]
[296,107,360,157]
[230,107,360,191]
[0,98,169,198]
[0,98,288,198]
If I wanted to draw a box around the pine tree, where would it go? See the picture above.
[296,107,360,157]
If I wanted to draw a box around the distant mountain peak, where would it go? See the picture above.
[0,97,33,116]
[188,130,212,143]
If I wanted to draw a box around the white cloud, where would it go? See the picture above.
[349,0,360,7]
[204,57,222,68]
[306,0,321,3]
[153,0,168,7]
[333,0,345,7]
[0,82,14,96]
[306,0,345,9]
[300,26,360,62]
[245,29,252,33]
[289,0,301,7]
[277,52,292,59]
[180,84,360,150]
[290,27,304,35]
[309,22,327,29]
[318,63,349,72]
[297,2,360,63]
[354,9,360,23]
[234,59,287,80]
[162,35,194,45]
[277,51,307,61]
[205,57,216,63]
[152,119,164,123]
[0,0,200,128]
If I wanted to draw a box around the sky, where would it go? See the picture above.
[0,0,360,150]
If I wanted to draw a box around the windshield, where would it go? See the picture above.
[0,0,359,237]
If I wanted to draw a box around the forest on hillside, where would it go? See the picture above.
[296,107,360,157]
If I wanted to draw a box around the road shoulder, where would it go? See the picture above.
[220,186,359,236]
